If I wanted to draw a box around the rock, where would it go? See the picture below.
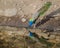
[4,8,17,17]
[39,33,49,39]
[0,10,4,16]
[49,35,56,40]
[0,8,17,17]
[56,36,60,42]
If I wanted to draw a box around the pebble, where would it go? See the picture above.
[28,46,30,48]
[0,37,4,40]
[7,31,13,35]
[33,5,37,9]
[55,17,59,20]
[8,18,11,21]
[54,5,57,8]
[21,18,26,22]
[0,33,3,35]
